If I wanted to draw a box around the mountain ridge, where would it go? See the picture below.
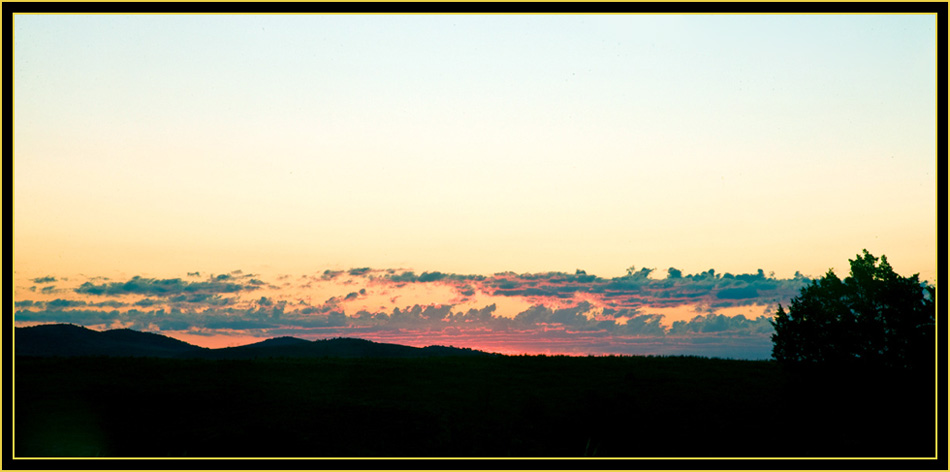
[14,323,497,359]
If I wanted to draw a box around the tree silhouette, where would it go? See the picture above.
[771,250,935,370]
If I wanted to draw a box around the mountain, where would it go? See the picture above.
[200,336,495,359]
[15,323,206,358]
[14,324,497,359]
[242,336,313,348]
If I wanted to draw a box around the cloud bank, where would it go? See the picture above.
[15,266,810,359]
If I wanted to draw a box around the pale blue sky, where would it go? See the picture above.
[14,14,937,282]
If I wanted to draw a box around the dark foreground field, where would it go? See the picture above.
[15,355,936,458]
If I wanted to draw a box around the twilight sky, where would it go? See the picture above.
[13,13,937,357]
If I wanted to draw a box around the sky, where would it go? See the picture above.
[12,13,938,358]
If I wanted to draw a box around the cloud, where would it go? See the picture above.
[449,304,497,323]
[18,264,809,358]
[374,270,486,285]
[307,266,803,321]
[417,271,446,282]
[618,314,667,336]
[90,300,126,308]
[203,320,279,330]
[388,271,416,283]
[46,299,88,309]
[167,293,234,306]
[549,302,596,327]
[75,275,258,297]
[32,276,57,284]
[153,319,194,331]
[716,287,759,300]
[466,269,806,312]
[512,305,553,325]
[389,304,454,325]
[668,314,773,336]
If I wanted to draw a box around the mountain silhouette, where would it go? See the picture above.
[15,323,206,358]
[201,336,493,359]
[15,324,496,359]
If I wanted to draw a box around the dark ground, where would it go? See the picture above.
[13,354,937,459]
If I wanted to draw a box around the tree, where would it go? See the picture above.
[771,250,935,370]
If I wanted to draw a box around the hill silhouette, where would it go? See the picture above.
[14,324,496,359]
[203,336,494,359]
[15,324,205,358]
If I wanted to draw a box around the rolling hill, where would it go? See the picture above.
[14,323,206,358]
[14,324,496,359]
